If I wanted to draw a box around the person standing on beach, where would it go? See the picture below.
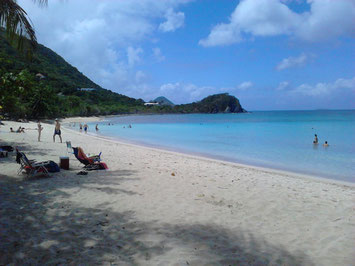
[53,119,62,143]
[37,121,43,142]
[84,123,88,133]
[79,123,83,132]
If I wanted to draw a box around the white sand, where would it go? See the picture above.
[0,121,354,265]
[61,116,104,123]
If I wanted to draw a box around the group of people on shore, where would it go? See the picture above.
[37,119,62,143]
[313,134,329,147]
[78,123,99,133]
[36,120,100,143]
[68,122,100,133]
[10,126,25,133]
[9,119,62,143]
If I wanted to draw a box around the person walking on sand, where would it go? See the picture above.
[83,123,88,133]
[37,121,43,142]
[53,119,62,143]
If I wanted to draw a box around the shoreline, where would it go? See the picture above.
[63,121,354,186]
[1,120,354,265]
[67,126,355,188]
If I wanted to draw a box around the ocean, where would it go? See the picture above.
[82,110,354,182]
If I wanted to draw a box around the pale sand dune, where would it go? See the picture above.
[0,121,354,265]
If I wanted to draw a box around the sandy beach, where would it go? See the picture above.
[0,120,354,265]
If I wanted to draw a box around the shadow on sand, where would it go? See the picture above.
[0,171,314,265]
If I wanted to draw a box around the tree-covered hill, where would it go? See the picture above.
[153,96,175,106]
[176,93,246,113]
[146,93,246,114]
[0,30,100,91]
[0,30,145,118]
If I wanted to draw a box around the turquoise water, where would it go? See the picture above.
[83,110,354,182]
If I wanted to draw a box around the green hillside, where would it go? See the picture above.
[152,96,175,106]
[0,30,145,119]
[177,93,246,113]
[145,93,246,114]
[0,32,99,91]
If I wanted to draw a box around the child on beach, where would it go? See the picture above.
[79,123,83,132]
[37,121,43,142]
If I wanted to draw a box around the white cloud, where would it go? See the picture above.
[200,0,355,46]
[237,81,253,90]
[158,82,218,103]
[127,47,143,67]
[159,8,185,32]
[291,77,355,96]
[276,53,308,70]
[152,47,165,62]
[135,71,148,83]
[18,0,191,93]
[276,81,290,90]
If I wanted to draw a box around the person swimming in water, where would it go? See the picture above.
[313,134,318,144]
[323,141,329,147]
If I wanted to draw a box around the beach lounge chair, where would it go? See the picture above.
[72,147,107,170]
[16,150,50,178]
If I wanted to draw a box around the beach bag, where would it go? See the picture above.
[1,146,14,152]
[45,161,60,173]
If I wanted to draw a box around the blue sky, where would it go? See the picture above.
[20,0,355,110]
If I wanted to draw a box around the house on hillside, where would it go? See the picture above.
[77,88,96,91]
[144,102,159,106]
[36,73,46,80]
[144,96,174,106]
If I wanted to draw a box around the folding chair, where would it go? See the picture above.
[16,150,49,178]
[72,147,106,170]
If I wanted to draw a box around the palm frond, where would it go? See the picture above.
[32,0,48,7]
[0,0,47,54]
